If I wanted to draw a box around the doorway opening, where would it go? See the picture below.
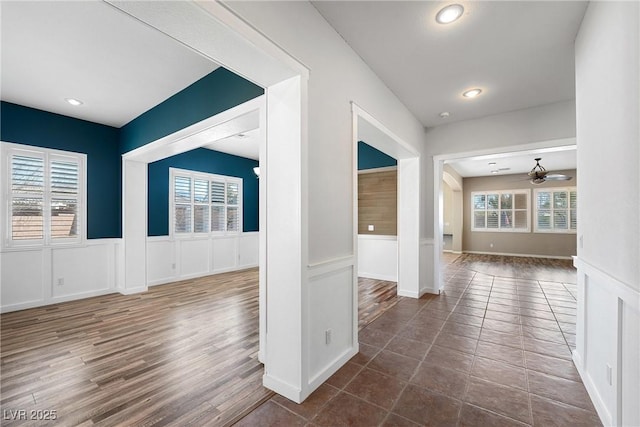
[352,103,421,322]
[433,138,577,290]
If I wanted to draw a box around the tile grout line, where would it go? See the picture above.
[379,268,478,426]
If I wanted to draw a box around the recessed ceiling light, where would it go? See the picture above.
[439,111,450,118]
[65,98,83,106]
[488,162,496,166]
[491,170,499,174]
[462,88,482,98]
[436,4,464,24]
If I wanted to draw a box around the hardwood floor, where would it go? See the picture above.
[358,278,398,330]
[1,269,270,427]
[0,270,397,426]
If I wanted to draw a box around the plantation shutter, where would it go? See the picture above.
[50,158,79,239]
[11,154,44,240]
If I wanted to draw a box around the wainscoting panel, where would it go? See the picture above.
[574,256,640,427]
[1,249,45,310]
[306,255,358,394]
[180,238,210,278]
[211,237,238,273]
[146,238,174,284]
[147,232,259,286]
[357,235,397,281]
[1,239,121,313]
[52,243,112,298]
[239,232,259,268]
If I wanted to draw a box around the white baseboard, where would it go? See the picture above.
[398,289,420,298]
[263,374,303,404]
[358,271,397,282]
[307,345,358,396]
[573,350,611,426]
[0,288,116,313]
[118,286,148,295]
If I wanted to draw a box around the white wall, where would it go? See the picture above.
[227,1,427,401]
[426,100,577,232]
[1,239,120,313]
[357,235,397,282]
[147,232,259,285]
[574,2,640,426]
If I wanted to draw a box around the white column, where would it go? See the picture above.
[122,158,147,294]
[397,157,422,297]
[262,75,307,403]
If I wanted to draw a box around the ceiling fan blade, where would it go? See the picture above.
[545,174,573,181]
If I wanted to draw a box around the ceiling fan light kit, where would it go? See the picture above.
[527,157,572,184]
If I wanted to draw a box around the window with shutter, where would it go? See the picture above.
[170,168,243,237]
[2,142,85,247]
[471,189,530,232]
[534,187,577,233]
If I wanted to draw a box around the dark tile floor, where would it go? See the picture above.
[236,254,601,426]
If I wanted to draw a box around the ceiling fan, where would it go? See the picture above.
[528,158,572,184]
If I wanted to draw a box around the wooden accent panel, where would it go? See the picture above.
[358,170,397,235]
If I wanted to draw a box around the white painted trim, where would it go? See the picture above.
[146,232,258,286]
[307,255,355,278]
[574,257,639,311]
[572,255,640,427]
[357,166,397,175]
[1,289,115,314]
[123,97,263,161]
[197,1,310,82]
[307,345,358,390]
[1,238,122,313]
[352,103,422,299]
[574,350,612,426]
[357,234,397,241]
[398,289,421,298]
[358,272,397,282]
[85,238,122,246]
[352,103,420,157]
[118,286,148,296]
[463,250,574,260]
[351,101,360,375]
[262,374,302,404]
[435,139,577,164]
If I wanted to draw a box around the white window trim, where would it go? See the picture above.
[533,187,577,234]
[169,167,243,238]
[1,141,87,249]
[471,189,531,233]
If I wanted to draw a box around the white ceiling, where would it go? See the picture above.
[204,128,260,161]
[313,1,588,127]
[2,1,587,166]
[446,146,576,178]
[1,0,219,128]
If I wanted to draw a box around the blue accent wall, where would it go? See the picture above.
[0,101,121,239]
[148,148,258,236]
[119,68,264,154]
[2,67,264,240]
[358,141,397,170]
